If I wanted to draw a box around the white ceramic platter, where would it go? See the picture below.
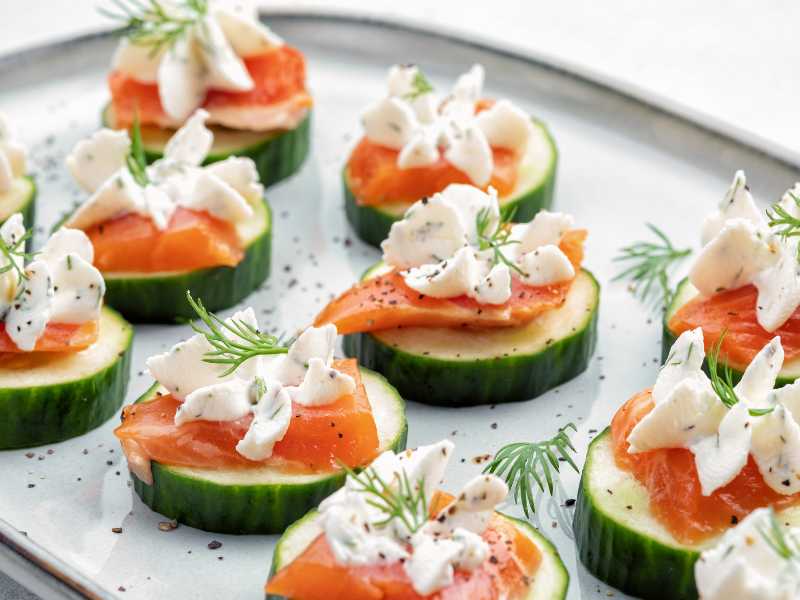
[0,11,797,600]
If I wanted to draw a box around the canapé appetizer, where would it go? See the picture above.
[0,214,132,449]
[266,440,569,599]
[316,184,598,406]
[344,64,557,246]
[65,110,271,322]
[115,297,407,534]
[102,0,311,186]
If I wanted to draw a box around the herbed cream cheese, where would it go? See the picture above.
[0,113,27,194]
[318,441,509,595]
[361,64,533,187]
[381,183,575,305]
[66,109,259,233]
[146,319,355,461]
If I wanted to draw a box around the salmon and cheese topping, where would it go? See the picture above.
[0,113,27,194]
[0,213,105,352]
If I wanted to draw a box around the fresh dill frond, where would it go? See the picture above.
[766,192,800,261]
[0,229,34,285]
[475,206,524,276]
[125,114,149,186]
[757,510,800,560]
[707,330,773,416]
[404,69,434,101]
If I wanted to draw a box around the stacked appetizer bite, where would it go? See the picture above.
[345,64,558,246]
[115,297,407,534]
[103,0,311,186]
[0,214,132,449]
[0,114,35,230]
[65,110,271,322]
[316,184,599,406]
[266,440,569,599]
[575,329,800,600]
[666,171,800,384]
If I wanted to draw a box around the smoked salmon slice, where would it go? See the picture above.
[668,284,800,367]
[612,390,800,544]
[315,230,586,335]
[114,359,380,472]
[0,321,98,355]
[85,207,244,273]
[265,511,540,600]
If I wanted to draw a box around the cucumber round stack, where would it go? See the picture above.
[266,509,569,600]
[573,428,800,600]
[130,367,408,535]
[343,264,599,407]
[0,306,133,449]
[344,118,558,247]
[102,105,310,188]
[102,197,271,323]
[0,175,36,233]
[663,278,800,386]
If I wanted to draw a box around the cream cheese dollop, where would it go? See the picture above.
[0,214,105,351]
[0,113,27,194]
[111,0,286,128]
[65,110,258,232]
[695,508,800,600]
[381,184,576,305]
[361,64,533,187]
[628,328,800,496]
[690,170,800,332]
[318,441,509,596]
[146,320,354,462]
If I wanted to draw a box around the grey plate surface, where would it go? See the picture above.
[0,10,797,600]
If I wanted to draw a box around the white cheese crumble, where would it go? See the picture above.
[696,508,800,600]
[360,64,533,187]
[0,113,27,194]
[147,320,354,461]
[381,184,576,305]
[0,214,105,351]
[690,170,800,332]
[65,109,258,233]
[318,441,509,595]
[111,0,284,125]
[628,328,800,496]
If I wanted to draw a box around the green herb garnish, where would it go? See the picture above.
[0,229,33,285]
[100,0,208,56]
[758,510,800,560]
[340,462,429,536]
[708,330,774,416]
[403,69,434,101]
[483,423,578,518]
[613,223,692,312]
[475,206,524,276]
[186,292,288,377]
[125,115,149,186]
[766,192,800,261]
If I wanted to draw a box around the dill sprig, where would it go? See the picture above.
[126,115,149,186]
[483,423,578,518]
[613,224,691,311]
[758,510,800,560]
[186,292,288,377]
[0,229,34,285]
[475,206,524,276]
[100,0,208,55]
[766,192,800,260]
[708,331,773,417]
[404,69,434,101]
[340,462,429,536]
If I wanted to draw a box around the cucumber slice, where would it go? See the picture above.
[664,278,800,386]
[344,118,558,247]
[0,306,133,449]
[343,265,599,407]
[130,367,408,534]
[101,196,272,323]
[266,509,569,600]
[0,175,36,234]
[102,104,310,188]
[573,428,800,600]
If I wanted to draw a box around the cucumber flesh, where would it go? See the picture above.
[0,175,36,231]
[101,195,271,323]
[102,104,310,188]
[0,306,133,449]
[573,429,800,600]
[344,118,558,247]
[664,278,800,384]
[267,510,568,600]
[344,267,599,406]
[130,367,408,534]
